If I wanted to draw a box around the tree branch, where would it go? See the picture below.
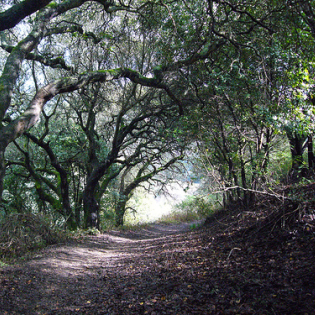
[0,0,52,31]
[0,35,224,149]
[212,186,291,201]
[0,44,73,72]
[0,0,122,121]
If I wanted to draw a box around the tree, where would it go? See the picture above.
[113,117,185,226]
[2,0,315,226]
[0,0,226,223]
[175,0,315,206]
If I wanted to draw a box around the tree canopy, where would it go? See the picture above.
[1,0,315,228]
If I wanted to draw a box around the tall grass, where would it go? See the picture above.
[157,195,215,224]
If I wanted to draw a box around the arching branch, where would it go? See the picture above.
[0,44,73,72]
[0,67,178,150]
[0,0,125,32]
[0,0,52,31]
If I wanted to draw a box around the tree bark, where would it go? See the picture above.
[115,197,127,227]
[286,129,307,179]
[0,0,124,31]
[0,0,51,31]
[82,160,112,229]
[25,133,77,229]
[0,37,222,203]
[308,135,315,170]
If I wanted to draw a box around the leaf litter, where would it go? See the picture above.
[0,193,315,314]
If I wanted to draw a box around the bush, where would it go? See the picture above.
[0,213,67,259]
[100,209,116,230]
[158,195,215,223]
[176,195,214,217]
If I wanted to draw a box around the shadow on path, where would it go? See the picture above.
[0,221,203,315]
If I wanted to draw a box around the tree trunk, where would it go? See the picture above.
[83,186,100,229]
[308,135,315,170]
[74,192,83,227]
[82,160,112,229]
[60,175,77,230]
[115,197,128,227]
[0,150,5,203]
[286,129,307,179]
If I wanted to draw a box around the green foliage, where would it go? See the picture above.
[157,210,197,224]
[100,208,116,230]
[3,0,315,231]
[189,222,203,230]
[46,1,57,8]
[85,227,100,235]
[0,260,8,267]
[2,163,39,215]
[123,192,152,225]
[177,195,215,217]
[158,195,215,224]
[267,140,292,182]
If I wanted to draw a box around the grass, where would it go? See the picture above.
[157,210,200,224]
[156,195,215,225]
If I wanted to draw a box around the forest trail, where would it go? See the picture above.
[0,222,203,315]
[1,218,315,314]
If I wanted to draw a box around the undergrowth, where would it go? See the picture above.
[0,213,67,260]
[1,178,314,263]
[157,196,214,224]
[202,179,315,241]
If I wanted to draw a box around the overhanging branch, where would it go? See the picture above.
[0,0,52,31]
[212,186,291,201]
[0,44,73,72]
[0,67,176,149]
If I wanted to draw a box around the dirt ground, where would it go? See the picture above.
[0,217,315,314]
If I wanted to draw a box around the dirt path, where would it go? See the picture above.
[1,219,315,314]
[0,222,200,315]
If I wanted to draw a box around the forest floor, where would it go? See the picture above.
[1,199,315,314]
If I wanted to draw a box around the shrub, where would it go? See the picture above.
[0,213,67,259]
[158,195,215,223]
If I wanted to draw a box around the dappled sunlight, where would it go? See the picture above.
[1,215,315,314]
[2,0,315,313]
[21,223,197,282]
[28,240,133,278]
[0,223,202,314]
[124,184,199,225]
